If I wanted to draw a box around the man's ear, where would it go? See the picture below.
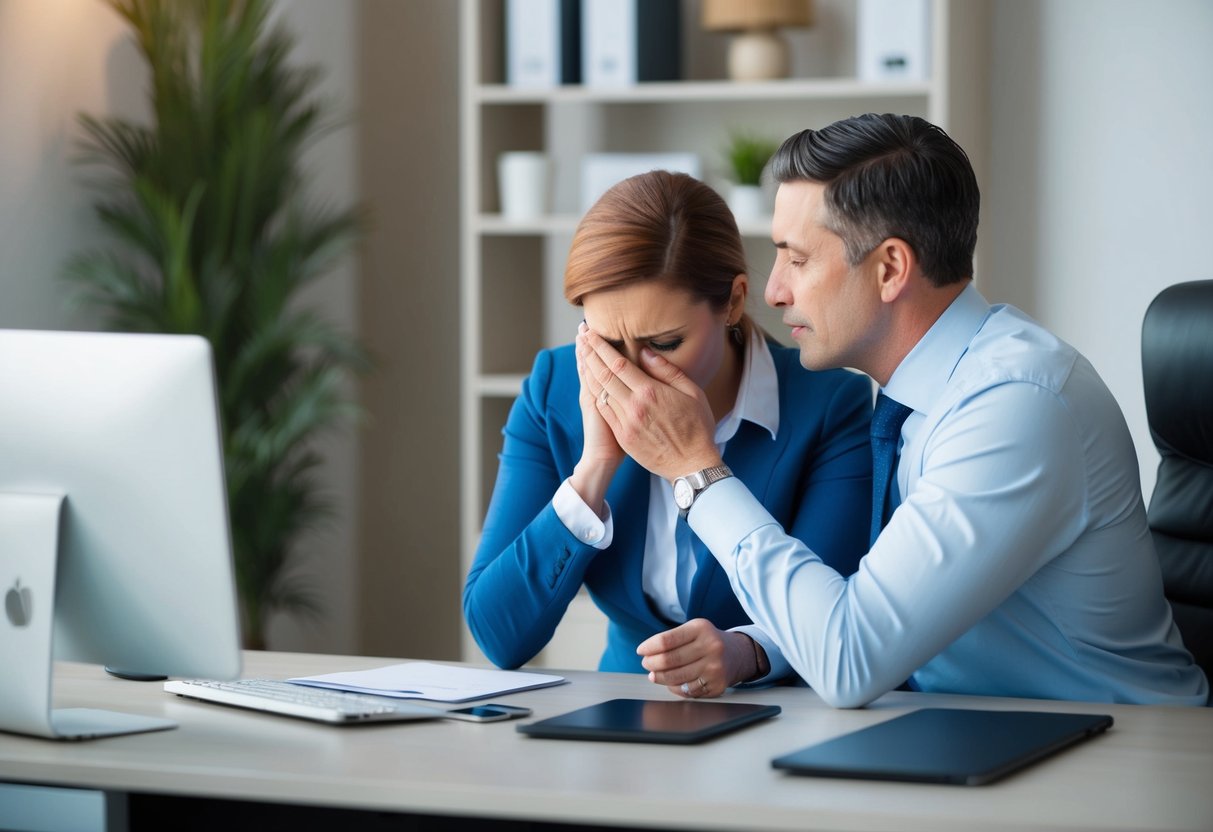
[874,238,916,303]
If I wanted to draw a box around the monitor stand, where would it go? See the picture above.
[0,492,177,740]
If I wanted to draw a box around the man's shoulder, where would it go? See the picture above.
[954,304,1081,396]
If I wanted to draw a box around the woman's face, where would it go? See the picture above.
[581,281,734,390]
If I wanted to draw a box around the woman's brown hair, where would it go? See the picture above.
[563,171,749,322]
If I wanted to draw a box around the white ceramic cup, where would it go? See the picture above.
[498,152,552,220]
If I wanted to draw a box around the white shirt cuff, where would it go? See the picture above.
[552,478,614,549]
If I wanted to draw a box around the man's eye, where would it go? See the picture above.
[650,339,683,352]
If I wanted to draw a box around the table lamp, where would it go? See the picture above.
[702,0,814,81]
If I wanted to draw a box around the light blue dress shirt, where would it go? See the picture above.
[554,330,791,682]
[691,284,1209,707]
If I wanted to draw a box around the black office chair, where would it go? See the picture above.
[1141,279,1213,686]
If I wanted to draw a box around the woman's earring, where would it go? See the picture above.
[729,320,744,347]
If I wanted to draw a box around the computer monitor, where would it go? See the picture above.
[0,329,242,739]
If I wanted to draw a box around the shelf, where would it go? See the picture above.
[460,0,985,665]
[477,214,580,235]
[735,216,774,238]
[476,374,526,397]
[476,78,933,105]
[477,213,773,238]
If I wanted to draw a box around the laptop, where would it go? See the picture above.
[771,708,1113,786]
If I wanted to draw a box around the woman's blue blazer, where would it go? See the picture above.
[463,341,873,673]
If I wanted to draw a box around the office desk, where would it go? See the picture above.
[1,651,1210,832]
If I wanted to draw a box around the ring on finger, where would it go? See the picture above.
[680,682,691,695]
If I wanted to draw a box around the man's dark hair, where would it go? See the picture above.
[770,113,979,287]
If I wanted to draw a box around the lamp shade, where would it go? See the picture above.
[702,0,813,32]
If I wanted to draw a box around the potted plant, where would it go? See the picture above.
[722,130,779,219]
[64,0,368,650]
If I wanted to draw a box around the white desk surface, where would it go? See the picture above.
[1,651,1210,832]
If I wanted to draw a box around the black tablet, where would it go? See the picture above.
[771,708,1113,786]
[517,698,781,744]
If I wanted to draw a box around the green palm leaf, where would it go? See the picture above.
[66,0,367,649]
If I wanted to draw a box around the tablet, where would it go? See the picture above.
[517,698,781,744]
[771,708,1113,786]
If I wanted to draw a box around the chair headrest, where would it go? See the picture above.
[1142,280,1213,466]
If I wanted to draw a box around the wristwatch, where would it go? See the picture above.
[672,465,734,517]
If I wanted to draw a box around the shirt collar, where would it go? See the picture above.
[716,326,779,443]
[883,282,992,415]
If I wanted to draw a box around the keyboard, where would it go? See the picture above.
[164,678,449,724]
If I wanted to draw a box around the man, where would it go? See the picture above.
[576,113,1208,707]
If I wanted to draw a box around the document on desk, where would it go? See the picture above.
[288,662,567,703]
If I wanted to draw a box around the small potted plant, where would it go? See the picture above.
[722,131,779,220]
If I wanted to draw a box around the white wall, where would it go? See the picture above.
[983,0,1213,499]
[0,0,361,654]
[265,0,360,654]
[0,0,143,329]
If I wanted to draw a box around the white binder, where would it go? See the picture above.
[857,0,932,82]
[506,0,580,87]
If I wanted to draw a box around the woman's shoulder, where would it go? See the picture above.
[519,344,579,407]
[767,341,872,400]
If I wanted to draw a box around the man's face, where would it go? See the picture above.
[765,181,884,374]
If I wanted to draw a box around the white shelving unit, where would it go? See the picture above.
[459,0,988,667]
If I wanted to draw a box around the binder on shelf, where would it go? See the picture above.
[856,0,931,82]
[582,0,681,87]
[506,0,581,87]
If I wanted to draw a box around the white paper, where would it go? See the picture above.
[288,662,566,703]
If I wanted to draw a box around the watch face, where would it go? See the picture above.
[673,478,694,510]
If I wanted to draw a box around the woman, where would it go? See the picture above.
[463,171,871,696]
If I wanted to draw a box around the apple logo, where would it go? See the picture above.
[5,579,32,627]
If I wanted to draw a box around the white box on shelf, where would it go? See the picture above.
[580,153,701,212]
[506,0,581,87]
[856,0,931,82]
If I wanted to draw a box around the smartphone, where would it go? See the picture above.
[442,704,532,723]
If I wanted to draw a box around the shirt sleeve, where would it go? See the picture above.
[690,381,1088,708]
[552,478,615,549]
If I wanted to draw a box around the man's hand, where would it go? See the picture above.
[575,323,722,482]
[636,619,761,698]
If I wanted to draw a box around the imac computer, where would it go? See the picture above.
[0,329,242,739]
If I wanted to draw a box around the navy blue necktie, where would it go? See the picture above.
[870,393,913,547]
